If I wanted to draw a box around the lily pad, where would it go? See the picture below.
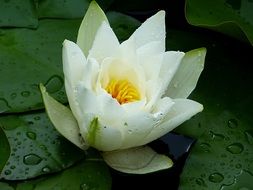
[0,0,37,28]
[0,19,81,113]
[0,127,10,173]
[185,0,253,45]
[37,0,114,19]
[0,158,111,190]
[0,111,85,180]
[165,27,253,189]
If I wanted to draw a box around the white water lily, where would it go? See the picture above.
[40,1,206,174]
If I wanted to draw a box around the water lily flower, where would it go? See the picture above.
[40,1,206,174]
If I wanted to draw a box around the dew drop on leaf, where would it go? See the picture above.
[26,132,36,140]
[34,116,41,120]
[226,143,244,154]
[227,119,238,129]
[10,93,17,99]
[209,131,225,141]
[195,178,207,187]
[208,172,224,183]
[200,142,211,152]
[23,154,42,165]
[4,170,11,175]
[0,98,11,113]
[42,166,51,173]
[21,91,30,97]
[80,184,89,190]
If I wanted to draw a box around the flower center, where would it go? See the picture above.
[105,79,140,104]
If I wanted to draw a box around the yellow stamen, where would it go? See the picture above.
[105,79,140,104]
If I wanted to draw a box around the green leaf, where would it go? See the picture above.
[185,0,253,45]
[102,146,173,174]
[0,19,81,113]
[37,0,114,19]
[37,0,90,19]
[77,1,108,57]
[40,84,87,150]
[0,127,10,173]
[106,11,141,42]
[165,48,206,99]
[0,111,85,180]
[0,0,37,28]
[0,157,111,190]
[166,28,253,189]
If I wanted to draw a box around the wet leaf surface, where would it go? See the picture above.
[185,0,253,45]
[0,111,85,180]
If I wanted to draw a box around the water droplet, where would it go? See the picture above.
[209,131,225,141]
[227,119,238,129]
[4,170,11,175]
[26,132,36,140]
[200,142,211,152]
[236,163,242,169]
[244,130,253,144]
[173,83,178,88]
[34,116,41,120]
[39,145,47,150]
[23,154,42,165]
[208,172,224,183]
[226,143,244,154]
[42,166,51,173]
[195,178,207,187]
[10,165,16,169]
[0,98,11,113]
[10,93,17,99]
[45,75,63,93]
[80,184,89,190]
[221,170,253,190]
[21,91,30,97]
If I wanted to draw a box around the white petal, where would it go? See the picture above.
[97,90,125,127]
[152,97,175,118]
[80,58,100,90]
[128,11,165,50]
[165,48,206,98]
[77,1,108,57]
[141,99,203,144]
[83,117,123,151]
[88,22,120,63]
[62,40,87,121]
[144,78,163,111]
[119,110,157,149]
[62,40,86,88]
[102,146,173,174]
[159,51,185,95]
[137,41,164,81]
[76,84,99,114]
[40,84,87,150]
[119,37,137,65]
[76,83,125,130]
